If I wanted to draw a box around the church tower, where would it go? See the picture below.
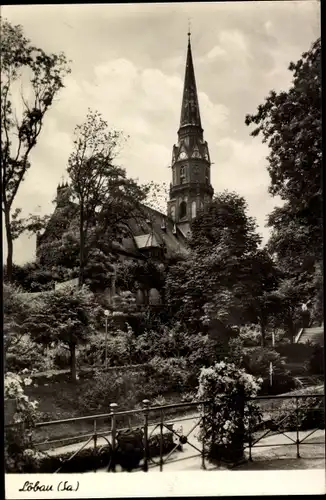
[167,32,214,236]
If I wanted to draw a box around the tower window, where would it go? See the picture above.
[172,167,176,185]
[171,206,176,221]
[180,165,186,184]
[191,201,196,219]
[179,201,187,219]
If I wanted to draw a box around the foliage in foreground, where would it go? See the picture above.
[4,372,43,472]
[197,362,263,463]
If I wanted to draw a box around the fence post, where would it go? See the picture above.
[159,410,164,472]
[248,402,253,462]
[143,399,150,472]
[201,402,206,470]
[93,418,98,472]
[295,396,301,459]
[234,389,245,464]
[110,403,118,472]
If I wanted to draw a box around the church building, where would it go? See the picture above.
[36,34,213,299]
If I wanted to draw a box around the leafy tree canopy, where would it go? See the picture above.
[1,18,70,282]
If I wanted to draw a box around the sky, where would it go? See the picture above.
[2,1,321,265]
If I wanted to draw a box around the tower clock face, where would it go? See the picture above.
[179,151,187,160]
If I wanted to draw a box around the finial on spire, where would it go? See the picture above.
[187,17,191,42]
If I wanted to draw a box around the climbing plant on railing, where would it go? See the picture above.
[197,362,263,464]
[4,372,45,472]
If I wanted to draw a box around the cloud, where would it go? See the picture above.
[2,1,320,265]
[211,136,282,242]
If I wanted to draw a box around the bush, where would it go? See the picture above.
[238,325,262,347]
[4,373,42,472]
[78,330,134,367]
[273,396,325,431]
[242,347,296,395]
[145,357,192,394]
[53,344,71,369]
[77,369,144,414]
[306,345,324,375]
[276,343,315,363]
[5,335,47,373]
[133,325,191,363]
[197,362,263,463]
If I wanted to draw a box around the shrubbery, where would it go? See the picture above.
[306,345,324,376]
[5,335,48,373]
[145,356,192,394]
[242,347,296,395]
[273,396,325,431]
[78,329,135,367]
[77,369,143,414]
[276,343,315,363]
[197,362,263,463]
[4,373,43,473]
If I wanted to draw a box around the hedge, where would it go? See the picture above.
[276,344,314,363]
[17,430,180,473]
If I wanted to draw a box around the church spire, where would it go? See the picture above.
[167,31,213,237]
[179,31,202,131]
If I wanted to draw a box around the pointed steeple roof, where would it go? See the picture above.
[179,33,202,130]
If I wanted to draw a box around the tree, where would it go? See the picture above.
[28,285,98,381]
[165,191,262,333]
[236,250,281,346]
[3,261,56,292]
[269,277,303,342]
[3,284,48,373]
[67,109,148,287]
[3,283,31,351]
[1,19,70,282]
[245,38,321,274]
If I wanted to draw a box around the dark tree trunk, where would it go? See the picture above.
[70,344,77,382]
[78,204,85,288]
[4,207,13,283]
[260,320,266,347]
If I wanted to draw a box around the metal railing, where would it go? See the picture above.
[38,399,208,473]
[5,393,325,472]
[245,393,325,464]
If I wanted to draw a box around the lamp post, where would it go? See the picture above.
[104,309,110,371]
[270,329,276,388]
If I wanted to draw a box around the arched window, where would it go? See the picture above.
[191,201,197,219]
[180,165,186,184]
[136,289,145,305]
[172,167,176,185]
[149,288,161,306]
[171,206,176,221]
[179,200,187,219]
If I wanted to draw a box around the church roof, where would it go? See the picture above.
[122,204,188,258]
[37,200,188,263]
[179,34,202,130]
